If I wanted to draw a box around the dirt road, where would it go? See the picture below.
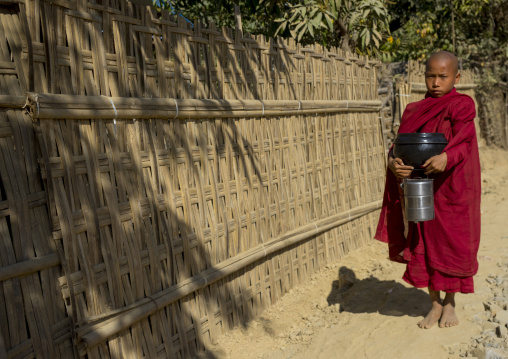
[200,146,508,359]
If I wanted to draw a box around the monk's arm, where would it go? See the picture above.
[444,99,476,170]
[445,123,474,169]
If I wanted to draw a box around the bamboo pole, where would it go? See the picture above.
[411,83,477,93]
[0,253,60,282]
[26,93,381,120]
[76,200,382,349]
[0,95,26,108]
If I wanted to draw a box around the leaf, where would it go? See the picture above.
[349,12,361,27]
[274,21,287,36]
[298,25,306,42]
[324,10,336,19]
[331,0,337,14]
[308,22,315,37]
[289,11,299,23]
[373,34,379,47]
[295,20,306,33]
[324,13,334,30]
[310,12,322,27]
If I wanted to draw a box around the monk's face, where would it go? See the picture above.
[425,57,460,98]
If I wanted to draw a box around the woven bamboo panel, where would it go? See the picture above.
[377,83,394,148]
[0,3,75,359]
[0,0,386,358]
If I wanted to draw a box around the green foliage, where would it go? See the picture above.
[154,0,284,36]
[274,0,336,44]
[155,0,392,58]
[348,0,390,56]
[386,0,508,79]
[154,0,508,81]
[275,0,391,54]
[389,18,437,61]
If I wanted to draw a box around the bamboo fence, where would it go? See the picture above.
[0,0,386,358]
[377,84,394,149]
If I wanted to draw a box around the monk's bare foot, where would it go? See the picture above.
[418,288,442,329]
[439,293,459,328]
[418,301,443,329]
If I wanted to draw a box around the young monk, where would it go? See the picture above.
[375,51,481,329]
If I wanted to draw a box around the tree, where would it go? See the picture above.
[385,0,508,79]
[154,0,284,36]
[154,0,392,57]
[274,0,391,55]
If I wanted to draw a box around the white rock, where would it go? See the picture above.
[485,347,508,359]
[483,321,499,332]
[487,302,504,316]
[495,311,508,324]
[466,302,487,313]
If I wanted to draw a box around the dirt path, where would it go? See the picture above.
[200,146,508,359]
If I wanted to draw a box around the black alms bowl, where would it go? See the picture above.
[392,133,448,168]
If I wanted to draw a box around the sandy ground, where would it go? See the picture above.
[200,146,508,359]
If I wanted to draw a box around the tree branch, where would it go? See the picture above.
[335,19,351,52]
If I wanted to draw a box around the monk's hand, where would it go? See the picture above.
[422,152,447,175]
[388,157,413,178]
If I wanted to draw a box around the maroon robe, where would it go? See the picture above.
[375,88,481,277]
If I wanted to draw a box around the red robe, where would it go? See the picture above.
[375,88,481,277]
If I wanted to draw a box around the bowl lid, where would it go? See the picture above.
[394,133,448,144]
[403,178,434,183]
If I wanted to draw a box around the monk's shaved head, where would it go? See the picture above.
[424,51,461,97]
[426,51,459,74]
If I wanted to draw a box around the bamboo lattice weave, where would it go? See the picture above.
[75,200,382,348]
[37,108,385,358]
[0,0,386,358]
[0,3,76,359]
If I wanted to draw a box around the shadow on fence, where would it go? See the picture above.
[34,115,266,357]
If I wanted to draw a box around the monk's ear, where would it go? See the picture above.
[454,71,461,84]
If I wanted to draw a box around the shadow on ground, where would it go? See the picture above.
[327,266,430,318]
